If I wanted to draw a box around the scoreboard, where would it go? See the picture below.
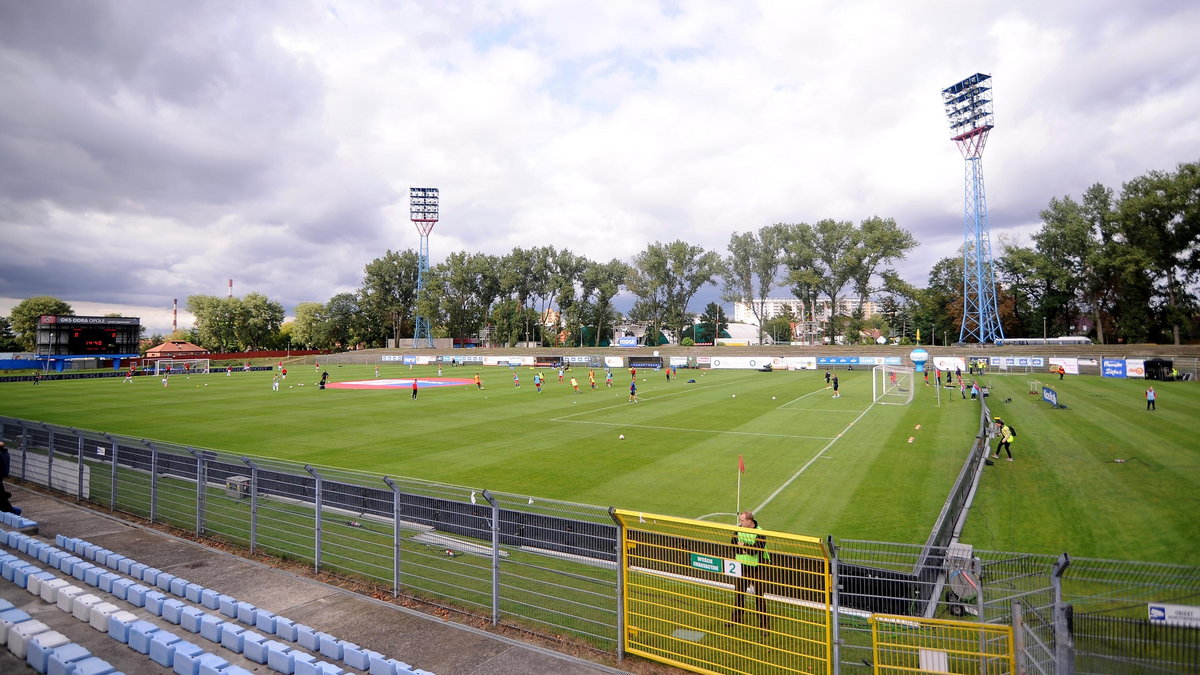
[36,315,141,356]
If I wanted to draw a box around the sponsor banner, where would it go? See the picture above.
[1042,386,1059,407]
[931,357,967,372]
[604,356,625,368]
[669,356,689,366]
[989,356,1046,368]
[565,355,591,364]
[695,356,712,365]
[816,355,903,367]
[709,356,772,370]
[1049,357,1079,375]
[1102,359,1126,378]
[1125,358,1146,379]
[504,356,536,367]
[770,356,817,370]
[617,337,638,347]
[1078,358,1098,366]
[415,356,436,365]
[1149,602,1200,628]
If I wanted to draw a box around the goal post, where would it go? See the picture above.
[873,364,914,405]
[154,358,211,375]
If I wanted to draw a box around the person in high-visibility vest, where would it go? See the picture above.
[729,510,770,631]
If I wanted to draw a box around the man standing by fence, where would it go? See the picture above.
[729,510,769,633]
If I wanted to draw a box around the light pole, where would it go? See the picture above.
[410,187,438,348]
[943,73,1004,344]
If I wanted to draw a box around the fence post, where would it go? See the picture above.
[1052,552,1075,674]
[305,465,322,572]
[607,507,625,662]
[242,459,259,554]
[1011,599,1027,674]
[101,433,118,512]
[43,423,55,491]
[482,490,500,626]
[828,535,841,674]
[74,429,85,501]
[20,422,29,482]
[383,477,401,598]
[144,440,159,523]
[187,448,206,536]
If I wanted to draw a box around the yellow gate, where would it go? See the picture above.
[868,614,1015,674]
[612,509,833,675]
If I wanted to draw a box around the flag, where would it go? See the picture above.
[738,455,745,474]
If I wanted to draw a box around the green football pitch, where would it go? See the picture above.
[1,363,1196,564]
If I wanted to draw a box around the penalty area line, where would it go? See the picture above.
[753,402,878,515]
[553,418,835,441]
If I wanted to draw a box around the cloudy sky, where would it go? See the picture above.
[2,1,1198,334]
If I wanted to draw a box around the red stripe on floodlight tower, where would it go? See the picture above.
[952,125,992,159]
[412,220,436,235]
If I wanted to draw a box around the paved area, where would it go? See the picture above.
[1,487,633,675]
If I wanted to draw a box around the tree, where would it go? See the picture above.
[723,224,787,345]
[579,259,629,346]
[1116,161,1200,345]
[419,252,496,340]
[291,302,327,349]
[9,296,73,350]
[695,302,729,344]
[187,295,243,352]
[783,220,858,343]
[0,317,23,351]
[849,216,918,317]
[324,293,364,349]
[238,292,284,350]
[358,249,420,347]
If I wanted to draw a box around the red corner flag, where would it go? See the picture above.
[738,455,745,474]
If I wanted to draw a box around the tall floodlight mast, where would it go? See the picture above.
[410,187,438,348]
[943,73,1004,344]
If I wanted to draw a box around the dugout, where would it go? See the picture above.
[628,355,663,369]
[1144,357,1173,381]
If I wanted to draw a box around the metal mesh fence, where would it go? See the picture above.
[2,415,1197,673]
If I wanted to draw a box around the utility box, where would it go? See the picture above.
[945,542,982,615]
[225,476,251,499]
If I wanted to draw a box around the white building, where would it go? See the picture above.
[731,297,878,326]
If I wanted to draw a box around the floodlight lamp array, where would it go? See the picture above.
[942,73,994,137]
[410,187,439,223]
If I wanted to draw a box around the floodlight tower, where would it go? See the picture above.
[410,187,438,348]
[942,73,1004,344]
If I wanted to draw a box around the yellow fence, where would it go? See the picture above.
[868,614,1015,674]
[612,509,833,675]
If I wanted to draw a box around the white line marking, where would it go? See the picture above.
[753,402,878,515]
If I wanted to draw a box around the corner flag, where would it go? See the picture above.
[738,455,745,473]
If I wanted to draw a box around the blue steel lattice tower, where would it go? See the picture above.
[943,73,1004,344]
[410,187,438,348]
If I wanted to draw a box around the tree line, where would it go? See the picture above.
[4,160,1195,352]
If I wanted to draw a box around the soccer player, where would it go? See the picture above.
[628,380,638,403]
[630,366,637,380]
[605,370,613,388]
[570,377,580,393]
[123,368,135,384]
[533,373,542,393]
[281,367,287,380]
[272,374,280,391]
[513,372,520,388]
[824,369,832,387]
[226,366,232,377]
[411,379,418,400]
[557,368,564,383]
[474,373,483,390]
[831,374,840,398]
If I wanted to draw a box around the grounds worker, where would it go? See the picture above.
[729,510,770,632]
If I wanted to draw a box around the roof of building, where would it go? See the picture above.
[144,340,209,355]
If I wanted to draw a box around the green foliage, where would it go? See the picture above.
[0,317,22,351]
[9,295,73,350]
[186,293,284,351]
[680,337,694,346]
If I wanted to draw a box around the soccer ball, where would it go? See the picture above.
[732,394,736,398]
[772,396,776,400]
[619,434,625,440]
[204,384,208,387]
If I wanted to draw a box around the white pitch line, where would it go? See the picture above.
[555,418,836,440]
[753,402,878,515]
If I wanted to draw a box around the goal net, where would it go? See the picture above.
[873,364,914,405]
[154,358,211,375]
